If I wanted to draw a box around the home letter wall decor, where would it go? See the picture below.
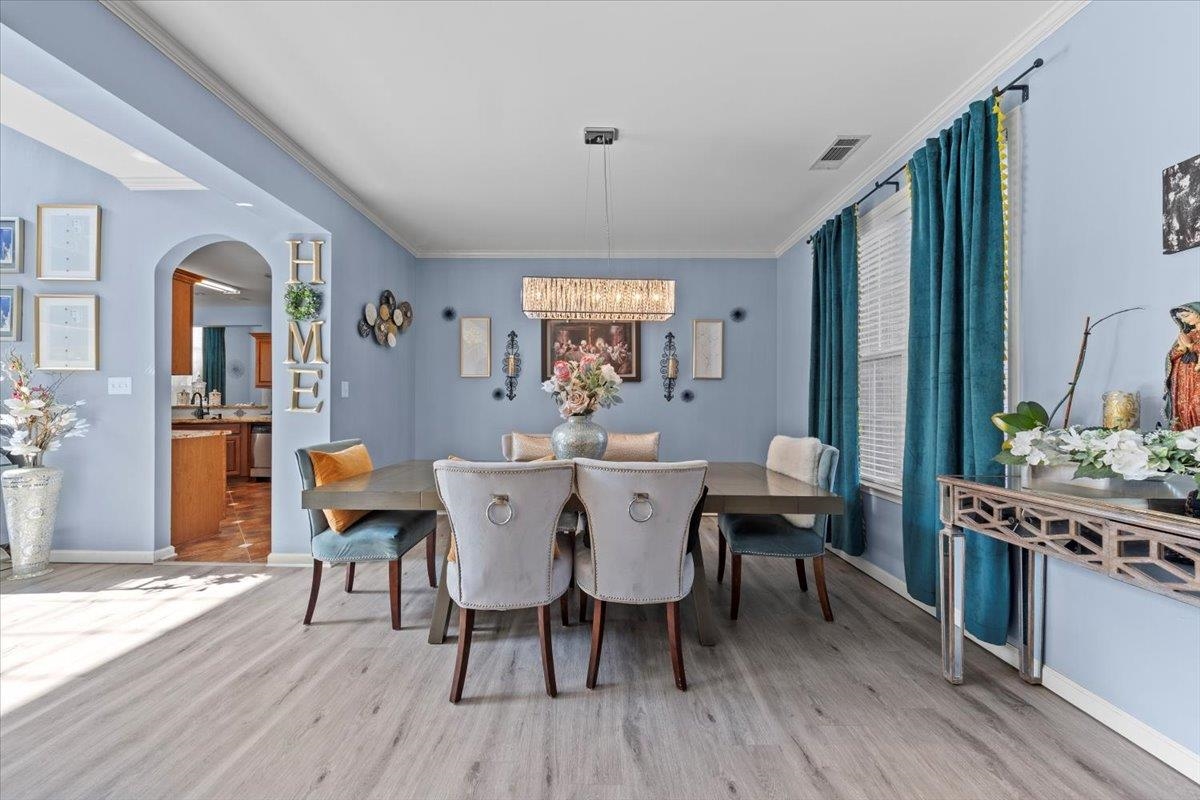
[285,238,327,413]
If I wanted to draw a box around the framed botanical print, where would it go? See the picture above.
[37,204,101,280]
[0,217,23,272]
[541,319,641,381]
[35,294,98,370]
[459,316,491,377]
[0,287,21,341]
[692,319,724,379]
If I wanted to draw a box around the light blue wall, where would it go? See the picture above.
[192,306,271,405]
[775,239,811,437]
[776,0,1200,755]
[413,258,777,461]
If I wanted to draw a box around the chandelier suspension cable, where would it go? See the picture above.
[583,146,592,252]
[603,143,614,264]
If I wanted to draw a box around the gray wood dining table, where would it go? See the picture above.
[301,460,844,646]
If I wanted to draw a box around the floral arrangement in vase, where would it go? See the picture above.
[1,350,90,465]
[541,355,623,419]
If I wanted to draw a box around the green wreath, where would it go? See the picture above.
[284,283,323,321]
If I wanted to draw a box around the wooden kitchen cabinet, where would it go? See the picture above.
[171,269,202,376]
[173,422,247,477]
[251,332,272,388]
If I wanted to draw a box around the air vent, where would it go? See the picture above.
[810,135,869,170]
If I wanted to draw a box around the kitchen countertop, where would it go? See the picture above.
[171,404,269,410]
[172,416,273,425]
[171,430,232,440]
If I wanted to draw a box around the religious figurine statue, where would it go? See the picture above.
[1166,302,1200,430]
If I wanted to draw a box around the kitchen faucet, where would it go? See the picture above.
[190,392,209,419]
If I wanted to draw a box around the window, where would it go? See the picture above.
[857,184,911,493]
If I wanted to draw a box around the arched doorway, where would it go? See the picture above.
[156,237,275,563]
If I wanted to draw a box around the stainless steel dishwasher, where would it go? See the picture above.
[250,423,272,479]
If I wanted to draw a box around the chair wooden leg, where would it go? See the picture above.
[795,558,808,592]
[730,554,742,620]
[578,587,589,624]
[537,604,558,698]
[425,531,437,588]
[586,599,606,689]
[450,607,475,703]
[344,562,356,593]
[559,593,570,627]
[389,559,402,631]
[717,532,726,584]
[666,600,687,691]
[813,555,834,622]
[303,559,322,625]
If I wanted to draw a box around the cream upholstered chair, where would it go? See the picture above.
[717,436,839,622]
[573,458,707,691]
[433,459,575,703]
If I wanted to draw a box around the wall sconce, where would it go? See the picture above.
[660,332,679,401]
[502,331,521,400]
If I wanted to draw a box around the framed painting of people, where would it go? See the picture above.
[541,319,640,381]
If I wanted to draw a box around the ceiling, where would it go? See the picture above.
[181,241,271,309]
[129,0,1072,257]
[0,74,204,191]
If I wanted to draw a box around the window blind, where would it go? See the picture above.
[857,185,911,492]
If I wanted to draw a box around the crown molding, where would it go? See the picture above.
[121,175,206,191]
[773,0,1090,257]
[418,249,778,260]
[99,0,420,255]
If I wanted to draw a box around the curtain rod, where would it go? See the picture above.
[805,56,1044,245]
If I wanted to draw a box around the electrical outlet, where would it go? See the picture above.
[108,377,132,395]
[341,381,350,398]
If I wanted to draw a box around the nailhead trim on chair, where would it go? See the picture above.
[311,519,438,563]
[576,465,707,605]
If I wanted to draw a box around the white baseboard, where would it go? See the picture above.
[265,552,311,567]
[51,549,157,564]
[827,547,1200,783]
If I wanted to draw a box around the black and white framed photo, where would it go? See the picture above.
[37,204,101,280]
[1163,154,1200,254]
[0,286,21,341]
[0,217,23,272]
[35,294,98,370]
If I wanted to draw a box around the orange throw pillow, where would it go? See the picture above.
[310,444,374,533]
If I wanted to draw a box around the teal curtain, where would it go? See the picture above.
[808,207,863,555]
[202,327,226,399]
[902,99,1009,644]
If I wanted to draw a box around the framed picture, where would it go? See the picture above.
[37,204,101,280]
[692,319,724,379]
[541,319,641,381]
[0,287,21,341]
[35,294,98,370]
[0,217,23,272]
[1163,154,1200,254]
[459,316,491,377]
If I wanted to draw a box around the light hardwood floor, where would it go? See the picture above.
[1,520,1196,800]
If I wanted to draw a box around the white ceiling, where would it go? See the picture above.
[129,0,1072,257]
[0,74,205,191]
[181,241,271,310]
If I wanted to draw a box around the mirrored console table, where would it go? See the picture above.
[936,474,1199,686]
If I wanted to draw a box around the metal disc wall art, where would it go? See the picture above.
[358,290,413,349]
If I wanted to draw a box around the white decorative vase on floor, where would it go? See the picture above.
[2,467,63,579]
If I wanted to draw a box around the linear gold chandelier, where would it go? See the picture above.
[522,276,676,321]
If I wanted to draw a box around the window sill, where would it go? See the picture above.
[860,481,903,503]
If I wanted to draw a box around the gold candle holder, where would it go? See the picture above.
[1101,391,1140,430]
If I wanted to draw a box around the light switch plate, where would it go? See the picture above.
[340,380,350,398]
[108,377,132,395]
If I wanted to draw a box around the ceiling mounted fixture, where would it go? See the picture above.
[809,134,869,170]
[195,277,241,295]
[520,126,674,322]
[522,277,675,322]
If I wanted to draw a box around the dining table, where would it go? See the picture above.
[301,460,844,646]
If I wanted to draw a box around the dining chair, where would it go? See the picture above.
[573,458,708,691]
[716,436,839,622]
[433,459,575,703]
[296,440,439,630]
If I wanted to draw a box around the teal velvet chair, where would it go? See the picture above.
[716,439,839,622]
[296,439,438,630]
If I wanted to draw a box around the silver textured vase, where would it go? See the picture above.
[550,414,608,460]
[2,466,63,579]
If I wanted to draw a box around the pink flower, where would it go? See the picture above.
[579,353,600,370]
[553,360,571,382]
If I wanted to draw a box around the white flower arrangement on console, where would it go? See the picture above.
[996,425,1200,485]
